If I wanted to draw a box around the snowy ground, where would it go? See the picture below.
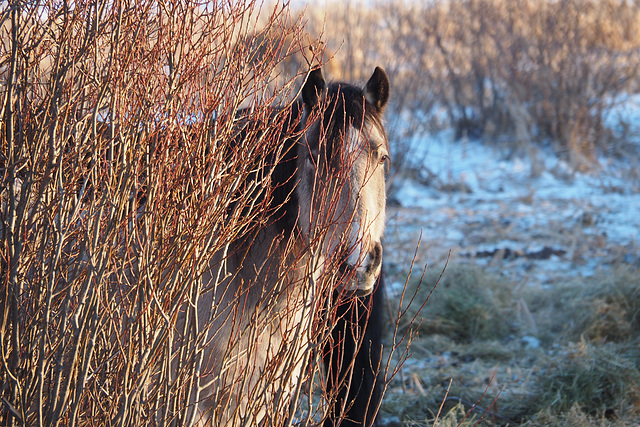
[377,122,639,424]
[384,129,639,292]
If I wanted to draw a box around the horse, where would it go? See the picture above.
[184,66,390,426]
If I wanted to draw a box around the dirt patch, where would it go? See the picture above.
[464,246,567,260]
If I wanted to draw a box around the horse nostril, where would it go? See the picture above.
[367,242,382,274]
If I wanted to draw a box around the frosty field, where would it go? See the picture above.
[378,128,640,425]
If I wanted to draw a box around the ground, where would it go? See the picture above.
[377,129,640,426]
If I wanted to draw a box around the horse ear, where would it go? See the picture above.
[363,67,389,113]
[302,68,326,112]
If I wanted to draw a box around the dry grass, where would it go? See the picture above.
[527,265,640,344]
[534,340,640,417]
[381,263,640,426]
[404,265,514,342]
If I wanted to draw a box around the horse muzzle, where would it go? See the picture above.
[349,241,382,297]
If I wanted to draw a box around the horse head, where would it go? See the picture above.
[296,67,389,296]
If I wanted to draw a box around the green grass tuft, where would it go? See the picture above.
[411,264,515,342]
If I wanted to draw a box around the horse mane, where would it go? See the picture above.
[226,100,305,242]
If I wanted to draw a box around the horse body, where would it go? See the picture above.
[190,67,389,426]
[196,228,314,424]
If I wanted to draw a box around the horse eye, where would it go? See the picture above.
[379,154,389,164]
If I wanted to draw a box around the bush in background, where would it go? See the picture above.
[302,0,640,176]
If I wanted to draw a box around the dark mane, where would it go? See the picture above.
[269,100,304,233]
[228,100,305,240]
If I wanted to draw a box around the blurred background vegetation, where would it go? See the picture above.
[294,0,640,180]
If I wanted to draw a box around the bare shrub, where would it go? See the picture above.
[0,2,310,424]
[1,2,427,425]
